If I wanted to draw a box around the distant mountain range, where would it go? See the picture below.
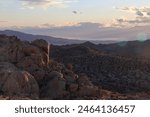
[1,29,150,58]
[55,39,150,59]
[0,30,118,45]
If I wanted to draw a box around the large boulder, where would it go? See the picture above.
[41,71,68,99]
[0,62,39,99]
[43,78,67,99]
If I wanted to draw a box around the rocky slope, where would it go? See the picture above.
[0,35,105,100]
[50,43,150,98]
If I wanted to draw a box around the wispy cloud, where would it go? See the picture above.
[115,17,150,24]
[20,0,78,9]
[115,6,150,17]
[72,10,82,14]
[72,10,77,14]
[136,11,144,17]
[114,6,150,26]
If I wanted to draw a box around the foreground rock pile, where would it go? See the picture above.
[0,35,102,99]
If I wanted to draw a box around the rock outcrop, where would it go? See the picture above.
[0,35,50,81]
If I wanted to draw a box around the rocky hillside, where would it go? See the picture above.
[1,35,150,100]
[1,35,123,100]
[50,43,150,96]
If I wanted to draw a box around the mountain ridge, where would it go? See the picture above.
[0,30,118,45]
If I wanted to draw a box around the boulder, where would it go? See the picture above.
[77,75,93,86]
[0,62,39,99]
[77,86,99,97]
[68,84,78,92]
[31,39,50,53]
[47,71,64,80]
[41,78,67,99]
[0,62,18,71]
[41,71,68,99]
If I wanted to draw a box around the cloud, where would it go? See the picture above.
[72,11,77,14]
[147,12,150,16]
[140,7,150,12]
[116,18,125,23]
[114,6,150,27]
[115,17,150,25]
[20,0,78,9]
[41,23,56,27]
[115,6,138,13]
[136,11,144,16]
[116,6,150,17]
[72,10,82,14]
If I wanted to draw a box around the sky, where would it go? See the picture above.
[0,0,150,40]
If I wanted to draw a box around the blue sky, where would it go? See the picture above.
[0,0,150,40]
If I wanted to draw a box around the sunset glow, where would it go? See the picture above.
[0,0,150,40]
